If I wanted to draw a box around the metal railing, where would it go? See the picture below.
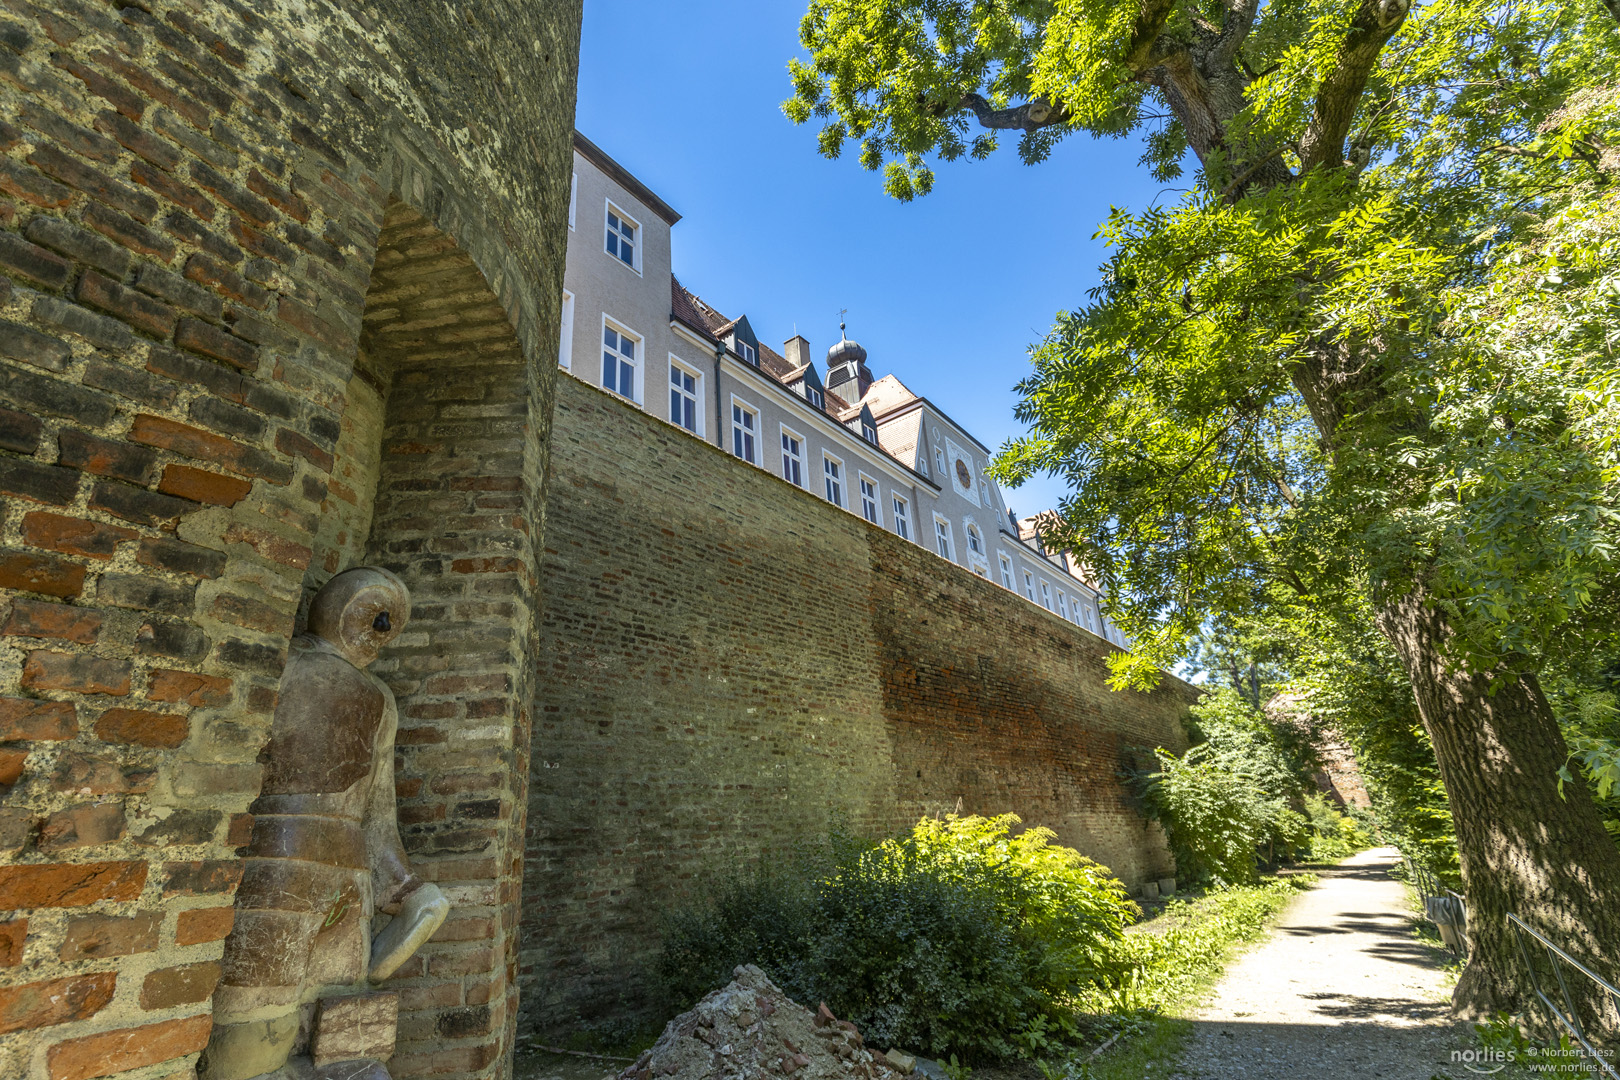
[1402,855,1468,957]
[1508,912,1620,1076]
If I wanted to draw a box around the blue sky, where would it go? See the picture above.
[575,1,1165,519]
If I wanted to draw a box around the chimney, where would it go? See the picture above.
[783,335,813,370]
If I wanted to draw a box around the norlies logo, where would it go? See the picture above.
[1453,1048,1514,1074]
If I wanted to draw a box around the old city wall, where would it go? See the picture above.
[521,377,1196,1031]
[0,3,580,1080]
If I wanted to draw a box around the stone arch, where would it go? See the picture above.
[311,196,546,1078]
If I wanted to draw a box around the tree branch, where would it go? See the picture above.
[1123,0,1187,70]
[958,92,1069,131]
[1211,0,1261,65]
[1297,0,1412,172]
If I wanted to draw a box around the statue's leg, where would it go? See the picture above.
[202,907,318,1080]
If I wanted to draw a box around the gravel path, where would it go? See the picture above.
[1171,846,1470,1079]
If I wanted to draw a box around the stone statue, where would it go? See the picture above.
[201,567,450,1080]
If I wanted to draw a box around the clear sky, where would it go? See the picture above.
[575,1,1166,520]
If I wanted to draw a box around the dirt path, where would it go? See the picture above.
[1171,846,1470,1079]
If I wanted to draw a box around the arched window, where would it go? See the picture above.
[967,524,983,555]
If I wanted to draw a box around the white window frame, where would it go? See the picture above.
[739,341,757,365]
[780,425,805,487]
[935,447,946,475]
[558,289,574,370]
[965,523,983,556]
[730,395,760,465]
[998,553,1013,589]
[1039,580,1053,611]
[604,198,641,275]
[892,495,911,540]
[862,421,878,445]
[807,387,823,409]
[934,514,955,561]
[1057,590,1069,620]
[1023,570,1037,602]
[823,452,845,508]
[859,473,879,524]
[599,315,642,404]
[568,172,577,230]
[668,355,703,436]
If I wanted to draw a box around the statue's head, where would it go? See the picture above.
[306,566,410,668]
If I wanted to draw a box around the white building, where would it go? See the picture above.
[559,132,1130,649]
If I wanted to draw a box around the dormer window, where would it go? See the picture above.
[739,341,756,365]
[862,422,878,445]
[807,387,822,409]
[605,204,638,270]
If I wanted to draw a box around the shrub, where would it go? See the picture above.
[658,815,1135,1063]
[1137,744,1266,885]
[1302,793,1372,861]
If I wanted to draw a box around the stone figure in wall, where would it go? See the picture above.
[200,567,450,1080]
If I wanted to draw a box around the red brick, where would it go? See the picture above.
[57,430,159,484]
[27,145,158,223]
[130,160,214,219]
[227,812,253,847]
[183,252,269,309]
[0,748,25,787]
[0,919,24,966]
[58,912,161,961]
[22,651,132,696]
[93,111,180,170]
[222,523,312,570]
[247,169,309,222]
[0,861,146,909]
[451,556,524,574]
[0,158,73,208]
[147,669,232,707]
[39,802,126,851]
[0,972,116,1035]
[50,51,146,121]
[76,271,178,339]
[277,294,353,352]
[174,905,234,946]
[275,426,333,471]
[157,463,252,506]
[162,860,241,897]
[210,593,291,635]
[139,961,219,1010]
[0,229,73,288]
[84,202,176,261]
[46,1014,212,1080]
[94,708,189,749]
[3,599,102,644]
[0,550,86,598]
[22,511,138,561]
[175,316,258,372]
[130,415,276,480]
[0,697,77,741]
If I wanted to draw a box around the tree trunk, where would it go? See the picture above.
[1376,590,1620,1033]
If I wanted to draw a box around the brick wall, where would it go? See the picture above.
[521,376,1195,1032]
[0,4,580,1080]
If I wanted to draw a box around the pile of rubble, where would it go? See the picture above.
[619,966,918,1080]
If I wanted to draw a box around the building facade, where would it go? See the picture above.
[561,133,1131,649]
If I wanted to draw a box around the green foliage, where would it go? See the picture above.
[1301,793,1371,862]
[659,815,1134,1063]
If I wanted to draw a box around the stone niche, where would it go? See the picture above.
[0,3,581,1080]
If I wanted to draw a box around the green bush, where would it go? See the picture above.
[658,814,1135,1063]
[1137,744,1265,885]
[1301,793,1372,861]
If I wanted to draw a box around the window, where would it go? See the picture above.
[601,322,638,401]
[558,290,574,369]
[859,475,879,524]
[892,495,911,539]
[740,341,756,365]
[605,203,637,269]
[966,524,983,555]
[1083,604,1097,631]
[1023,571,1036,602]
[807,387,823,409]
[568,172,577,230]
[781,428,804,486]
[862,422,878,445]
[823,454,844,508]
[731,400,758,463]
[935,447,946,475]
[669,361,699,433]
[934,515,954,560]
[1057,591,1069,620]
[998,553,1013,589]
[1039,581,1053,610]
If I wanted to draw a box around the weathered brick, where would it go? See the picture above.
[76,270,178,338]
[133,807,220,847]
[88,480,201,528]
[93,110,181,171]
[17,103,120,163]
[275,426,333,471]
[22,511,138,560]
[94,708,188,748]
[0,158,74,209]
[147,669,231,707]
[139,960,220,1011]
[50,50,147,120]
[222,522,311,569]
[57,430,158,484]
[0,404,42,452]
[24,215,133,278]
[97,573,196,616]
[0,550,86,598]
[130,414,289,482]
[157,463,250,506]
[82,356,179,408]
[58,912,160,961]
[0,458,80,506]
[0,749,24,786]
[52,749,155,796]
[190,160,275,226]
[39,801,126,850]
[130,159,216,221]
[30,295,135,351]
[0,696,77,741]
[137,536,227,579]
[162,859,241,897]
[0,861,146,909]
[83,201,176,261]
[135,264,223,320]
[174,905,234,946]
[0,229,73,288]
[162,208,237,263]
[210,593,291,635]
[21,650,131,696]
[2,598,102,644]
[133,617,209,661]
[45,1014,211,1080]
[0,919,23,966]
[0,318,73,371]
[28,144,159,223]
[0,972,116,1035]
[0,361,117,424]
[175,316,257,371]
[183,250,269,308]
[190,393,265,439]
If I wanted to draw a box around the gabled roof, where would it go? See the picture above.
[671,277,723,342]
[575,131,681,225]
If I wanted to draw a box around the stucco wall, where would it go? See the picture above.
[520,375,1194,1032]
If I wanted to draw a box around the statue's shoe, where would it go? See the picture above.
[368,882,450,982]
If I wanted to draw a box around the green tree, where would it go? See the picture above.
[785,0,1620,1019]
